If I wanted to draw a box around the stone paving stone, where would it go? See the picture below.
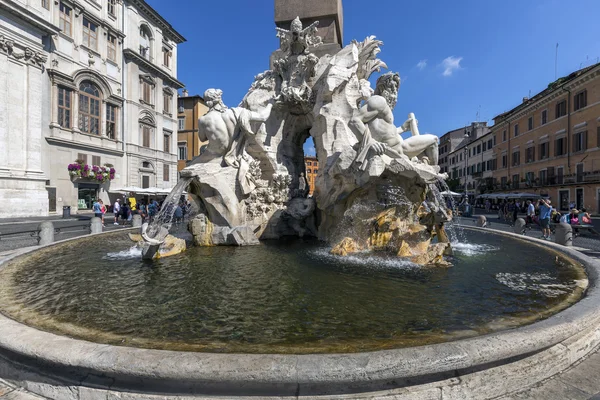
[0,389,45,399]
[557,351,600,395]
[502,378,590,399]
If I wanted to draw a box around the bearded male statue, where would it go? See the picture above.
[349,72,439,171]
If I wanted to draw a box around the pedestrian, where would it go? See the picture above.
[174,203,183,224]
[113,198,121,225]
[92,199,102,219]
[512,200,519,224]
[485,199,491,213]
[582,208,592,224]
[538,198,553,240]
[121,201,130,226]
[526,200,535,229]
[569,209,580,225]
[99,199,106,227]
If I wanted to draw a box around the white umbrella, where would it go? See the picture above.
[440,190,462,197]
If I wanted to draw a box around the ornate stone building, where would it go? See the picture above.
[304,156,318,195]
[0,0,185,216]
[0,0,59,217]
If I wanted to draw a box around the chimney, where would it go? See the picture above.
[182,89,189,97]
[522,96,529,103]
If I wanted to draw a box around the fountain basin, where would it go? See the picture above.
[0,228,598,399]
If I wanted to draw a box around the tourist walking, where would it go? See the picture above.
[120,202,130,226]
[92,199,102,219]
[99,199,106,227]
[538,198,553,240]
[581,208,592,224]
[113,198,121,225]
[526,200,535,229]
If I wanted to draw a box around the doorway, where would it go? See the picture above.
[576,188,584,210]
[78,183,99,209]
[559,190,570,211]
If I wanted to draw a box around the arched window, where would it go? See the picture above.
[78,82,101,135]
[140,25,152,60]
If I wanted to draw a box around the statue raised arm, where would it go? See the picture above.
[349,72,439,170]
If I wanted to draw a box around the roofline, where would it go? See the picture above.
[178,95,205,101]
[0,0,61,36]
[493,62,600,121]
[129,0,186,43]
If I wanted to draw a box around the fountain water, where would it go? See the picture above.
[141,177,192,260]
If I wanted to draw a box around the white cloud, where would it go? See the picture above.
[416,59,427,70]
[441,56,463,77]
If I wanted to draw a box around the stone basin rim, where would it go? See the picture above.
[0,227,598,397]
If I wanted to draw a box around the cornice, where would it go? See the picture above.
[123,48,184,89]
[127,0,185,43]
[0,0,61,36]
[45,136,125,156]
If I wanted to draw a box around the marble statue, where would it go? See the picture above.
[350,72,439,171]
[143,16,452,265]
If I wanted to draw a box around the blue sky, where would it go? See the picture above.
[148,0,600,156]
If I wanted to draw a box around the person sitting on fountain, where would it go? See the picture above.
[182,88,273,195]
[349,72,439,171]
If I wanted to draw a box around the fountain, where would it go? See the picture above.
[1,16,600,400]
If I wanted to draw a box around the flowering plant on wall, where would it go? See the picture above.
[68,161,115,183]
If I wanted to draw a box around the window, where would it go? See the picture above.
[503,130,507,142]
[573,131,587,153]
[576,163,584,183]
[482,142,486,151]
[514,124,519,137]
[556,100,567,118]
[547,167,555,185]
[142,161,151,168]
[525,171,535,185]
[163,48,171,67]
[307,161,312,166]
[512,174,520,188]
[107,0,116,16]
[163,92,172,114]
[106,104,117,139]
[163,164,170,182]
[41,0,49,9]
[314,169,318,174]
[501,154,507,168]
[574,90,587,111]
[477,144,481,154]
[163,133,170,153]
[501,176,507,188]
[92,155,101,166]
[555,137,566,156]
[140,26,151,60]
[493,135,497,145]
[525,146,535,163]
[539,142,549,160]
[539,169,547,185]
[598,127,600,148]
[77,153,88,164]
[178,117,185,130]
[512,150,520,166]
[142,125,151,148]
[557,167,564,184]
[142,176,150,188]
[107,33,117,62]
[178,143,187,160]
[307,169,311,173]
[59,2,72,37]
[141,80,153,104]
[82,17,98,50]
[541,110,547,125]
[528,116,533,131]
[78,82,101,135]
[57,87,72,128]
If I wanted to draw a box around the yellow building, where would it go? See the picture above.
[304,156,319,195]
[177,91,209,172]
[491,63,600,212]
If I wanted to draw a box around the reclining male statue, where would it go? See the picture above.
[349,72,439,171]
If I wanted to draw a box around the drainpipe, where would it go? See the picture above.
[561,84,572,174]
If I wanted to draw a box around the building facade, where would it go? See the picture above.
[491,63,600,212]
[445,122,491,197]
[438,126,469,175]
[121,0,185,194]
[0,0,60,217]
[176,91,208,171]
[0,0,185,216]
[304,156,319,195]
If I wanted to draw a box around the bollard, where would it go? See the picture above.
[555,223,573,246]
[132,214,143,228]
[38,221,54,245]
[90,217,103,234]
[476,215,487,228]
[513,218,526,235]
